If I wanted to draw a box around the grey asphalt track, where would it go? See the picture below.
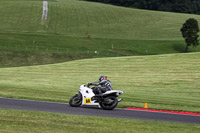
[0,97,199,124]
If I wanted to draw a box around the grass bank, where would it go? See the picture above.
[2,33,200,67]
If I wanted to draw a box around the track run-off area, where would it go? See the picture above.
[0,97,199,124]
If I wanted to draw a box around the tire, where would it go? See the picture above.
[69,93,82,107]
[100,96,118,110]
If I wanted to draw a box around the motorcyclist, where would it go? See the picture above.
[88,76,112,96]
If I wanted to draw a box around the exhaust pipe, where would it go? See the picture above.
[118,98,123,102]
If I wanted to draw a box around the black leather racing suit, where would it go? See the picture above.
[89,80,112,95]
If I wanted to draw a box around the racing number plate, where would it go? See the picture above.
[84,98,91,104]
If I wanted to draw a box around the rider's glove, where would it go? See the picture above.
[87,83,92,87]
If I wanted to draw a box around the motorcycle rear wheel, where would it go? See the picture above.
[69,93,82,107]
[100,96,118,110]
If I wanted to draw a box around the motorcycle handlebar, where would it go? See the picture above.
[84,83,90,88]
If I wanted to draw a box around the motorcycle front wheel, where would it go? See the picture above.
[69,93,82,107]
[100,96,118,110]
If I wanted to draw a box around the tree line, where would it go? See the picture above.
[85,0,200,14]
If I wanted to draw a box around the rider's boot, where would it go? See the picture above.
[91,94,103,102]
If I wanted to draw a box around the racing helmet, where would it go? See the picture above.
[99,76,107,81]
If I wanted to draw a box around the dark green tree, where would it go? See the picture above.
[180,18,199,52]
[85,0,200,15]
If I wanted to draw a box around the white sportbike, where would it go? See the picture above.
[69,84,123,110]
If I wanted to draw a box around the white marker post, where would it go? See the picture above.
[42,1,48,23]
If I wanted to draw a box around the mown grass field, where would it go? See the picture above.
[0,53,200,112]
[0,109,200,133]
[0,0,200,67]
[1,0,198,39]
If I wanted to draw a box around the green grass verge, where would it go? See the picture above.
[0,53,200,112]
[0,109,200,133]
[0,0,200,67]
